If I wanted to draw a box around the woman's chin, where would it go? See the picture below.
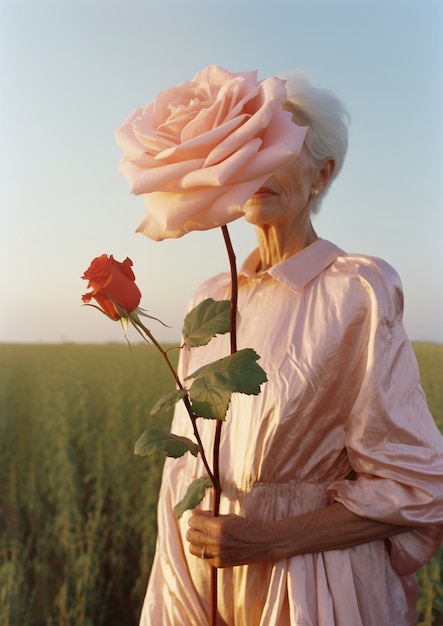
[242,209,266,226]
[242,196,279,225]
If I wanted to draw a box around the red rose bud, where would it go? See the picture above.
[81,254,142,320]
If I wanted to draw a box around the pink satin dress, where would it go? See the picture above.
[140,239,443,625]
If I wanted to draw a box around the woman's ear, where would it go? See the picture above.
[315,158,335,192]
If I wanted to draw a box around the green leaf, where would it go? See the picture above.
[187,348,268,420]
[182,298,231,348]
[150,389,188,417]
[174,476,212,519]
[134,428,200,458]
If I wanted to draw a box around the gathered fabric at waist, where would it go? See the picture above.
[214,480,335,521]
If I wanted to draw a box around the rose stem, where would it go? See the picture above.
[129,316,215,484]
[210,225,238,626]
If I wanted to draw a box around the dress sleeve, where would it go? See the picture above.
[326,258,443,574]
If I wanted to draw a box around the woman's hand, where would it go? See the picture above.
[186,503,409,568]
[186,510,273,568]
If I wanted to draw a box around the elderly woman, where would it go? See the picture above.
[140,72,443,625]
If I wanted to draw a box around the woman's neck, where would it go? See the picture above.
[255,221,318,271]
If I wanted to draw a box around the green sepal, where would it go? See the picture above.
[174,476,212,519]
[82,303,119,322]
[186,348,268,420]
[150,389,188,417]
[132,307,171,328]
[182,298,231,349]
[134,428,200,458]
[120,316,129,336]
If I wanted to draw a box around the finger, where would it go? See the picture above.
[186,533,214,561]
[188,541,206,558]
[185,527,204,545]
[188,510,214,530]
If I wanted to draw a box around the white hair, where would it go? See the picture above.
[278,70,350,212]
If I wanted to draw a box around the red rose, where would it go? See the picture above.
[81,254,141,320]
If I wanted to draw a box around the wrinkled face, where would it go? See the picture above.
[242,143,319,229]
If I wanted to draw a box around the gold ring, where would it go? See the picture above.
[201,546,205,559]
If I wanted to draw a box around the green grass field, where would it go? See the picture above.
[1,342,442,626]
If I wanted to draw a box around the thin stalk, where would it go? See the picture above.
[129,315,215,484]
[210,225,238,626]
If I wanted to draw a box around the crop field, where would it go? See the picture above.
[1,342,442,626]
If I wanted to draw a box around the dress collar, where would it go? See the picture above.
[239,238,344,293]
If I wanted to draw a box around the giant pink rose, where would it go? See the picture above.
[115,65,307,241]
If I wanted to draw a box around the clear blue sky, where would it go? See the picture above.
[1,0,442,344]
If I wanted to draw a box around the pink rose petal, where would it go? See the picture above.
[120,158,205,194]
[181,139,263,188]
[116,65,308,240]
[156,115,248,162]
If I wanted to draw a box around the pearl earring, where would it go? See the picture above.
[311,188,319,197]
